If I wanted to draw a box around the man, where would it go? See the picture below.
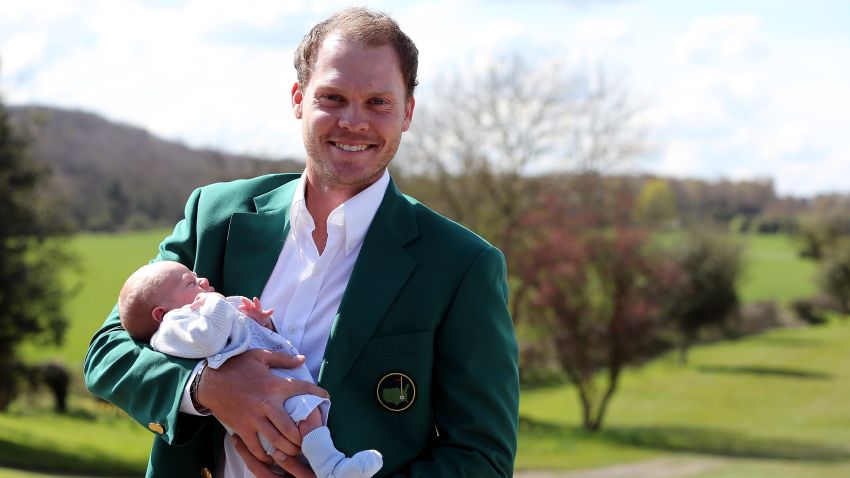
[85,7,518,478]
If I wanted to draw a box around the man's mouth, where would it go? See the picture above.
[333,142,372,152]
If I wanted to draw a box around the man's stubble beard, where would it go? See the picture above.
[303,125,403,190]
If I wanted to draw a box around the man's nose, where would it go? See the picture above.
[338,104,368,131]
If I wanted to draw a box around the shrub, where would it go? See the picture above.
[791,298,828,325]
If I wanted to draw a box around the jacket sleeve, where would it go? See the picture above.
[83,187,208,445]
[400,246,519,477]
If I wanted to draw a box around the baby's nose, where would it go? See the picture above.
[199,277,213,291]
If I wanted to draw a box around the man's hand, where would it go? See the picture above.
[232,435,317,478]
[197,349,328,460]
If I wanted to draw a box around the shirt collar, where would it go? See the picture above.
[290,169,390,256]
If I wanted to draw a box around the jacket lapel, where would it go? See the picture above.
[222,180,298,299]
[318,181,419,393]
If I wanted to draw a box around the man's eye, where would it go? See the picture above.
[370,98,389,105]
[323,94,342,102]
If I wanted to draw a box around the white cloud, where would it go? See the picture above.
[673,15,767,66]
[574,18,629,45]
[1,31,47,76]
[657,139,704,178]
[0,0,78,23]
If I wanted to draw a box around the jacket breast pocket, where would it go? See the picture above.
[358,331,433,359]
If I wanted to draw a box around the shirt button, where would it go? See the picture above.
[287,325,296,334]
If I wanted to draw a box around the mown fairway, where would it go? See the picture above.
[737,234,818,304]
[1,230,841,476]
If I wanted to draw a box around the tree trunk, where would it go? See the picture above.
[0,350,18,411]
[678,332,693,365]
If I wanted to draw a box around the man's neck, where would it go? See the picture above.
[303,171,374,255]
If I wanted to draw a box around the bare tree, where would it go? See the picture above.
[401,53,647,257]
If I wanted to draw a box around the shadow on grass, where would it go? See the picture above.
[520,416,850,462]
[756,336,824,347]
[696,364,832,380]
[0,438,142,477]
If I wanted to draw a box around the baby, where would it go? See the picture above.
[118,260,382,478]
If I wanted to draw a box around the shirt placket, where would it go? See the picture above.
[282,210,345,350]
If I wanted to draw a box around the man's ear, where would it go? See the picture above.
[402,95,415,132]
[151,306,167,324]
[292,82,304,119]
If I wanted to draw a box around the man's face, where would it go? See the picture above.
[161,263,214,310]
[292,33,415,193]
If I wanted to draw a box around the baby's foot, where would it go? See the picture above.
[330,449,383,477]
[302,426,383,478]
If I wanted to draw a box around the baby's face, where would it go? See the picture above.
[162,263,215,309]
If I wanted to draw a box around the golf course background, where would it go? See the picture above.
[2,229,848,477]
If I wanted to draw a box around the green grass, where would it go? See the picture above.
[737,234,818,305]
[518,316,850,475]
[0,469,110,478]
[0,398,150,476]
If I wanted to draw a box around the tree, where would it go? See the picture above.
[401,54,647,253]
[793,211,850,260]
[664,230,743,363]
[0,87,73,410]
[633,178,678,226]
[818,240,850,314]
[515,182,674,431]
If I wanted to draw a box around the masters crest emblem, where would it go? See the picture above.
[376,372,416,412]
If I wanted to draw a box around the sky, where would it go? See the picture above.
[2,0,849,197]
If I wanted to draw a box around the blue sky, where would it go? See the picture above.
[2,0,849,196]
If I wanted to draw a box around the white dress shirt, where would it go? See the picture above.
[184,169,390,478]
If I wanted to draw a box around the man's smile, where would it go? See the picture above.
[333,142,374,152]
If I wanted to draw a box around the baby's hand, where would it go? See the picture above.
[240,297,274,330]
[190,292,224,310]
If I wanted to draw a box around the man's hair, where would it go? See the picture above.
[294,7,419,97]
[118,263,173,341]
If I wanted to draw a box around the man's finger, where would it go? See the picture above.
[263,402,303,452]
[263,350,306,368]
[232,435,278,478]
[257,413,301,456]
[273,450,317,478]
[239,427,272,464]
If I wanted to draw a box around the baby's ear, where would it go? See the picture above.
[151,306,167,323]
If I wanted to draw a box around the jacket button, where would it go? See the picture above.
[148,422,165,434]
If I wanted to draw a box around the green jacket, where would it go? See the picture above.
[84,173,519,477]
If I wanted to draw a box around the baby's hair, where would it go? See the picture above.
[118,262,177,340]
